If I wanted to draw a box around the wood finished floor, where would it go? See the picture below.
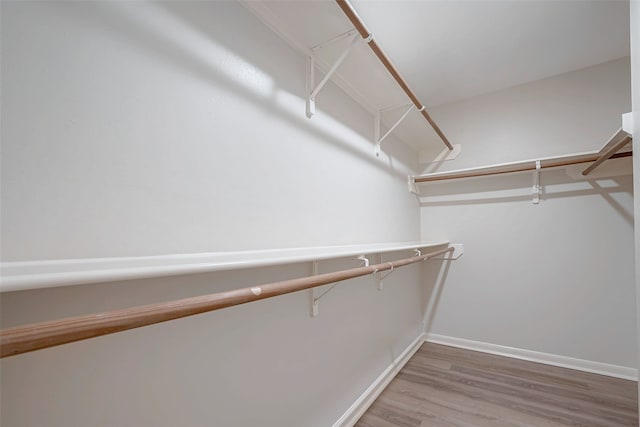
[356,342,638,427]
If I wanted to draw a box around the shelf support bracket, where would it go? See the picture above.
[408,176,421,196]
[375,104,415,157]
[374,254,383,291]
[532,160,541,204]
[306,30,360,119]
[376,249,422,290]
[310,255,368,317]
[310,261,321,317]
[357,254,369,267]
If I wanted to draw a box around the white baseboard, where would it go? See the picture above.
[333,333,427,427]
[333,332,636,427]
[426,333,638,381]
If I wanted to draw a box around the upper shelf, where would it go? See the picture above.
[0,241,450,293]
[411,115,634,186]
[240,1,446,154]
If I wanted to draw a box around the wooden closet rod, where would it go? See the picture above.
[0,246,454,358]
[335,0,454,151]
[413,150,632,183]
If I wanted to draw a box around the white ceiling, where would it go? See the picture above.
[246,0,630,152]
[351,0,630,107]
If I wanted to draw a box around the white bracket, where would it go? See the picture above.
[357,254,369,267]
[532,160,541,204]
[310,255,368,317]
[374,253,383,291]
[407,176,420,196]
[375,104,415,157]
[432,244,464,260]
[310,261,320,317]
[376,250,427,290]
[377,262,396,288]
[306,30,360,119]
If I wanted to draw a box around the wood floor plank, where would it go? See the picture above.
[364,401,423,427]
[448,363,637,414]
[381,385,540,427]
[401,363,635,424]
[355,343,638,427]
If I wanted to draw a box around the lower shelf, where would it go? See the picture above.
[1,241,450,292]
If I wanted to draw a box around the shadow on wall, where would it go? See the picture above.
[420,259,453,334]
[417,169,633,225]
[57,1,412,179]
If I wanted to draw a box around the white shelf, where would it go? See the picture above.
[0,241,449,293]
[240,1,445,152]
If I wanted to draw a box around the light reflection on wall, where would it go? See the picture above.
[274,90,369,148]
[113,1,275,98]
[105,1,413,171]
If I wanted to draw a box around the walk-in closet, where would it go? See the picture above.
[1,1,639,425]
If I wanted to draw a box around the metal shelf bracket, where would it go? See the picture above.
[357,254,369,267]
[374,254,383,290]
[310,261,321,317]
[532,160,541,204]
[310,254,369,317]
[306,30,359,119]
[375,104,415,157]
[408,176,421,196]
[375,249,421,290]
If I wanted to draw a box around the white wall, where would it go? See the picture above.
[631,0,640,407]
[0,0,419,261]
[0,2,427,426]
[420,58,637,368]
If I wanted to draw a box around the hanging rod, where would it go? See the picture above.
[0,246,454,358]
[412,148,632,184]
[413,127,633,184]
[335,0,454,151]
